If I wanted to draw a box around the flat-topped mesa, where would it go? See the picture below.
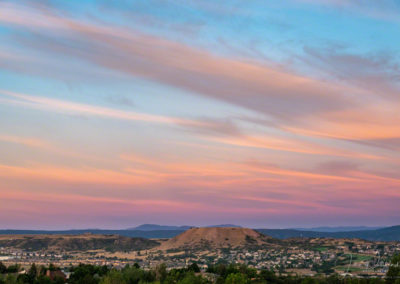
[160,227,272,250]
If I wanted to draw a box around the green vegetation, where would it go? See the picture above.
[0,263,66,284]
[386,254,400,284]
[313,247,328,252]
[343,254,373,262]
[0,236,159,252]
[335,266,363,272]
[311,261,335,274]
[1,257,399,284]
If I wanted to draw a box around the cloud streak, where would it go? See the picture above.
[1,1,400,228]
[0,90,181,124]
[0,2,360,121]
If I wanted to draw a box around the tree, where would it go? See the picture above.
[387,254,400,284]
[6,264,19,274]
[100,271,126,284]
[258,269,277,282]
[4,274,17,284]
[48,264,57,271]
[225,273,247,284]
[178,272,208,284]
[28,263,37,280]
[17,274,32,284]
[0,263,6,274]
[133,263,140,269]
[215,264,227,278]
[301,277,318,284]
[155,263,167,282]
[53,276,67,284]
[187,263,200,273]
[35,275,52,284]
[39,266,47,276]
[69,264,99,284]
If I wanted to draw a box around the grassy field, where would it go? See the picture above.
[335,266,363,272]
[313,246,328,252]
[344,254,373,261]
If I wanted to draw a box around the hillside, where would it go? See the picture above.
[1,225,399,241]
[257,225,400,241]
[293,226,383,232]
[160,227,271,250]
[0,234,159,252]
[0,229,185,239]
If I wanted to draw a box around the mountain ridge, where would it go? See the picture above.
[0,234,159,252]
[292,226,383,232]
[1,225,399,241]
[127,224,193,231]
[127,224,241,231]
[257,225,400,241]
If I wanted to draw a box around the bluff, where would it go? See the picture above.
[160,227,271,250]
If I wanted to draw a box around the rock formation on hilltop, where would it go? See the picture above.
[160,227,271,250]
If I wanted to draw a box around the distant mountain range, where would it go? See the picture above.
[256,225,400,241]
[1,225,399,241]
[127,224,382,233]
[0,229,183,239]
[292,226,383,232]
[127,224,193,231]
[127,224,241,231]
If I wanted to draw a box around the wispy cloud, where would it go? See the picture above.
[296,0,400,22]
[0,135,49,148]
[0,2,359,121]
[302,46,400,101]
[0,89,191,125]
[1,1,400,227]
[3,1,396,149]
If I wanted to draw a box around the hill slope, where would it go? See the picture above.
[293,226,383,232]
[1,225,399,241]
[257,225,400,241]
[0,234,159,252]
[160,227,271,250]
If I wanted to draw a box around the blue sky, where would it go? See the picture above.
[0,0,400,229]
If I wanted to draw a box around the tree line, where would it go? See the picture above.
[0,254,399,284]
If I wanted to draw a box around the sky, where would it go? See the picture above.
[0,0,400,229]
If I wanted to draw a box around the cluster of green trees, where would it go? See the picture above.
[386,254,400,284]
[0,254,399,284]
[0,263,65,284]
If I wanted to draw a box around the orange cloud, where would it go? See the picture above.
[208,134,383,160]
[0,135,49,148]
[287,102,400,141]
[0,190,199,211]
[0,164,155,185]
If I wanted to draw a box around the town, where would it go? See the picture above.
[1,233,400,280]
